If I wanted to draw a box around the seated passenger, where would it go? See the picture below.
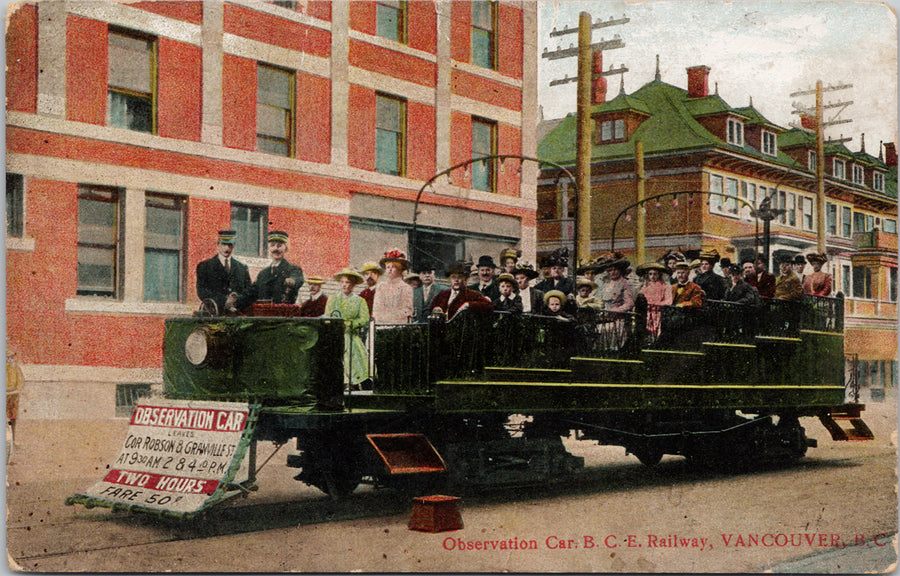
[431,261,494,320]
[774,254,803,302]
[637,262,673,336]
[672,262,705,308]
[598,254,634,312]
[693,248,726,301]
[543,290,574,321]
[514,263,544,314]
[802,253,833,297]
[492,273,523,314]
[324,269,371,393]
[574,277,604,310]
[724,264,761,306]
[299,276,328,317]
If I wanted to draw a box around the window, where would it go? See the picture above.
[231,204,268,258]
[841,206,852,237]
[726,118,743,146]
[108,30,156,133]
[7,173,24,238]
[375,93,406,176]
[833,158,846,180]
[761,130,777,156]
[852,265,872,299]
[842,264,851,295]
[599,119,625,142]
[471,1,496,69]
[852,164,864,185]
[801,196,814,230]
[144,194,185,302]
[874,172,885,192]
[471,117,497,192]
[77,187,120,298]
[884,219,897,234]
[786,193,796,227]
[808,151,816,171]
[826,203,837,236]
[891,268,898,302]
[709,174,723,213]
[269,0,298,9]
[257,64,294,156]
[867,214,875,231]
[725,178,739,215]
[777,190,787,224]
[740,181,756,220]
[376,1,407,43]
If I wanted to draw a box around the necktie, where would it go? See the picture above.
[224,258,230,274]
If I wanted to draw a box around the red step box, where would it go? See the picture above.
[408,495,463,533]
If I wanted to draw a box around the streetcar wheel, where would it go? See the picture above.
[633,445,664,467]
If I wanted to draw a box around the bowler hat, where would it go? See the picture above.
[446,261,471,277]
[476,255,497,269]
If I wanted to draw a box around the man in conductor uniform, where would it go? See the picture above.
[253,230,305,304]
[196,230,254,314]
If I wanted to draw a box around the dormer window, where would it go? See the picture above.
[808,150,816,171]
[761,130,777,156]
[598,119,625,143]
[726,118,743,146]
[874,171,885,192]
[851,164,864,185]
[833,158,846,180]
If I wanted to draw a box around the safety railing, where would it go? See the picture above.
[573,307,639,357]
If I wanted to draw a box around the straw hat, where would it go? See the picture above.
[306,276,326,285]
[543,290,568,306]
[575,276,598,290]
[334,268,364,285]
[360,262,383,275]
[636,261,668,276]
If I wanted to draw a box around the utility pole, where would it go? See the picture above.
[543,12,628,268]
[790,82,853,255]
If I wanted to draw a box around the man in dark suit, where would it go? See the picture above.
[693,248,726,301]
[253,230,304,304]
[753,255,776,299]
[431,261,493,320]
[413,265,447,322]
[196,230,254,314]
[468,255,500,301]
[299,276,328,317]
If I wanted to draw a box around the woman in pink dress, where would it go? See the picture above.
[802,253,833,297]
[372,249,415,324]
[637,262,673,337]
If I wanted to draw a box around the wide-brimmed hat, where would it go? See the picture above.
[476,255,498,269]
[575,276,598,290]
[404,273,421,284]
[267,230,289,243]
[578,252,613,274]
[499,248,521,263]
[543,290,568,306]
[334,268,364,285]
[380,249,410,270]
[661,249,686,264]
[674,261,692,271]
[217,229,237,245]
[599,253,630,273]
[636,261,668,276]
[542,247,569,268]
[777,253,796,265]
[697,247,720,263]
[306,275,326,285]
[513,262,540,279]
[689,259,702,269]
[360,262,383,275]
[806,252,828,264]
[446,261,471,277]
[496,273,516,286]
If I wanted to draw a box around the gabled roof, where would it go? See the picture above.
[733,105,784,132]
[593,91,652,116]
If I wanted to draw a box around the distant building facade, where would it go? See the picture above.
[537,64,897,390]
[7,1,538,419]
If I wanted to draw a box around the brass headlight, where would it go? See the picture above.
[185,326,231,368]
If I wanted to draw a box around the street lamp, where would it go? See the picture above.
[750,195,785,266]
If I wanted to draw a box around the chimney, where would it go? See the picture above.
[885,142,897,167]
[686,65,710,98]
[591,51,607,105]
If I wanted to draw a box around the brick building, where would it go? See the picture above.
[6,1,539,419]
[537,64,897,390]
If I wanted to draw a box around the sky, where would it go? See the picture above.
[537,0,899,156]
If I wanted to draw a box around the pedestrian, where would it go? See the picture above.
[358,262,382,314]
[372,249,415,324]
[324,268,371,393]
[513,262,545,314]
[253,230,304,304]
[196,229,254,315]
[299,276,328,317]
[492,273,523,313]
[661,249,686,285]
[803,253,833,297]
[792,254,807,284]
[431,261,494,320]
[469,255,501,301]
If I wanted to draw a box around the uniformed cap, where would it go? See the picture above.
[218,230,237,245]
[267,230,289,243]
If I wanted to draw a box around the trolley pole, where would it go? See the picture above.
[815,81,827,254]
[575,12,593,267]
[635,140,646,263]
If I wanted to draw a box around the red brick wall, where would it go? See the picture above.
[407,101,436,182]
[295,73,331,163]
[349,40,436,87]
[6,4,38,114]
[157,38,202,142]
[222,54,257,151]
[450,2,470,63]
[268,208,351,275]
[450,111,473,188]
[306,1,332,22]
[348,1,376,35]
[497,123,521,196]
[451,69,521,111]
[347,85,376,171]
[130,1,203,24]
[497,2,522,79]
[66,16,107,125]
[408,1,437,54]
[224,4,330,57]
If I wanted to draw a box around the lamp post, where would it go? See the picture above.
[750,195,785,266]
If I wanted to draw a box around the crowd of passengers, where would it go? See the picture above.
[196,229,834,389]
